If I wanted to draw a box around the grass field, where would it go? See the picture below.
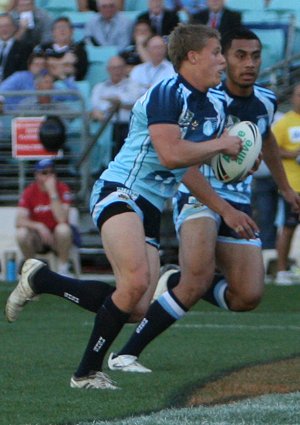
[1,279,300,425]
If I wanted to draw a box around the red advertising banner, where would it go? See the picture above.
[12,117,62,159]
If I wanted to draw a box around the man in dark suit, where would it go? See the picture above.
[0,13,33,82]
[191,0,242,37]
[137,0,179,37]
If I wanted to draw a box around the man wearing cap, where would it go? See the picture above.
[15,159,74,276]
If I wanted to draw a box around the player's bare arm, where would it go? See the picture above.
[149,123,242,169]
[183,166,259,239]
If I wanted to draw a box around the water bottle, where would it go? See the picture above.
[6,251,16,282]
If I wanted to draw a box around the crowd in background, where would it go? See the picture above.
[0,0,298,283]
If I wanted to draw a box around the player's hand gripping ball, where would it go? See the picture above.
[211,121,262,183]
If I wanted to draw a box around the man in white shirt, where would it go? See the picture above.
[129,35,175,92]
[91,55,143,157]
[85,0,133,50]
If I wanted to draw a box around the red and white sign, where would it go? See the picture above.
[12,117,62,159]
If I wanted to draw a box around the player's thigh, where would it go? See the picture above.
[179,217,217,278]
[216,242,264,298]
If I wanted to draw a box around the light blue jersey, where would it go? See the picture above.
[99,74,227,212]
[177,82,277,204]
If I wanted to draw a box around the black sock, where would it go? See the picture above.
[75,296,129,377]
[32,266,115,313]
[117,289,188,358]
[202,274,229,309]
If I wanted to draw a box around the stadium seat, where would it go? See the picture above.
[120,10,141,21]
[44,0,78,17]
[86,45,118,87]
[252,28,285,70]
[64,11,97,43]
[124,0,148,12]
[242,10,292,25]
[226,0,264,12]
[266,0,300,12]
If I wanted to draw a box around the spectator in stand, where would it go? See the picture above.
[16,159,74,277]
[191,0,242,37]
[120,20,154,75]
[0,49,79,111]
[137,0,179,36]
[0,13,32,82]
[165,0,207,18]
[91,55,143,157]
[35,17,88,81]
[129,34,175,92]
[10,0,53,46]
[0,50,46,110]
[272,83,300,285]
[84,0,133,50]
[45,49,79,102]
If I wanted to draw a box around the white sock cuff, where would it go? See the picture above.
[213,279,229,310]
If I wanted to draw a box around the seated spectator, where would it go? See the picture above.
[0,12,33,82]
[17,70,72,112]
[0,50,46,110]
[91,55,143,156]
[35,16,88,81]
[119,20,154,75]
[136,0,179,36]
[191,0,242,37]
[0,50,79,110]
[84,0,133,50]
[16,159,74,277]
[165,0,207,16]
[129,35,175,92]
[10,0,53,46]
[45,50,79,102]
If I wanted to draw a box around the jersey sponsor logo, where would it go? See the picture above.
[116,186,139,201]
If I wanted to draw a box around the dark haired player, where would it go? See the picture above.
[107,27,300,373]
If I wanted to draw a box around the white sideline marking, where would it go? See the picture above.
[174,323,300,331]
[81,321,300,331]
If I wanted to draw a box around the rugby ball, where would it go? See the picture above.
[211,121,262,183]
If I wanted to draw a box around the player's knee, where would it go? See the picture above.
[229,290,263,312]
[16,227,31,244]
[125,267,150,302]
[54,223,72,239]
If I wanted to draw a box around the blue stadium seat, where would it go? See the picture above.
[242,10,292,25]
[226,0,264,12]
[266,0,300,12]
[64,11,96,43]
[45,0,78,17]
[86,45,118,87]
[124,0,148,12]
[120,10,141,22]
[251,28,285,70]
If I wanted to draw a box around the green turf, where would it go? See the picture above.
[1,281,300,425]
